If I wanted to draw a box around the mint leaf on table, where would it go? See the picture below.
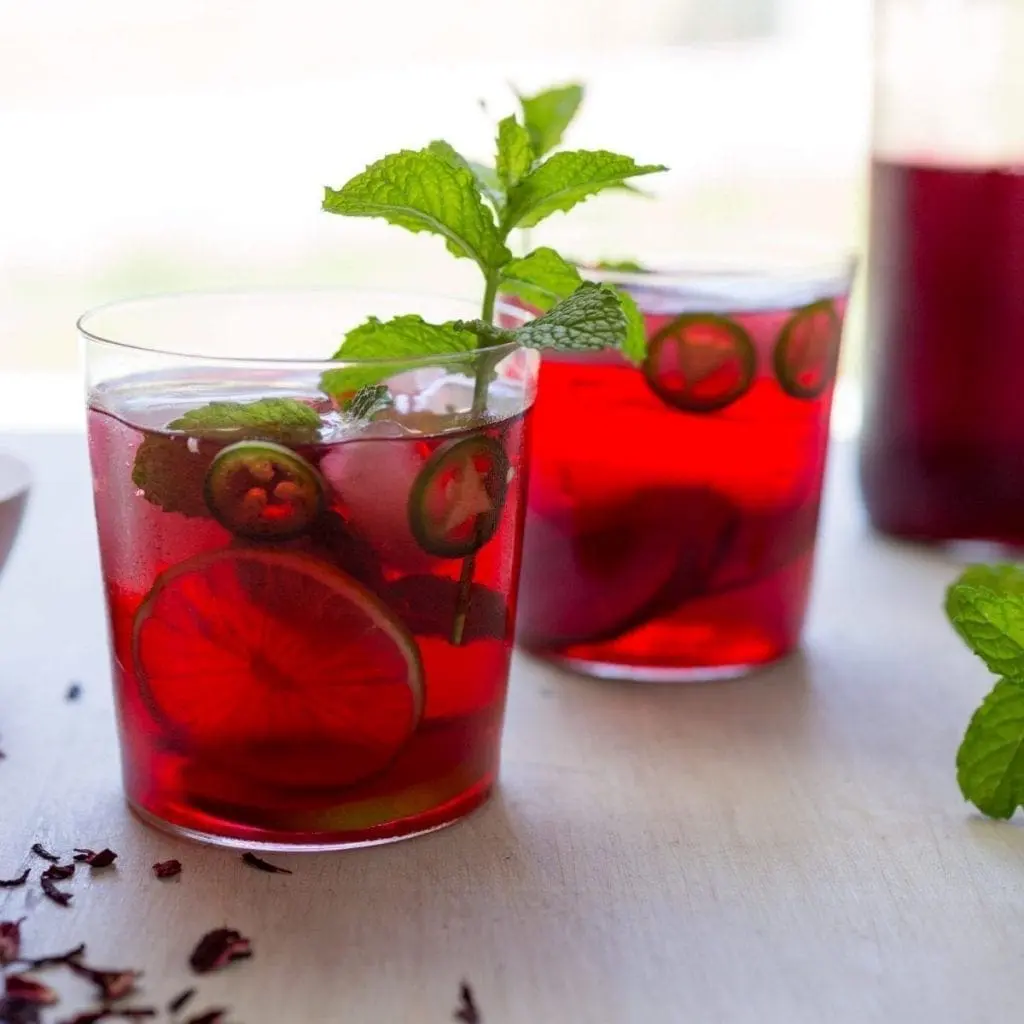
[514,282,628,352]
[504,150,667,229]
[946,571,1024,679]
[956,677,1024,818]
[169,398,320,441]
[132,398,320,516]
[344,383,393,421]
[320,315,477,396]
[499,247,582,311]
[495,116,534,190]
[518,83,584,158]
[323,148,511,270]
[952,563,1024,596]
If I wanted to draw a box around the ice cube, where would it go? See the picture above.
[320,437,433,571]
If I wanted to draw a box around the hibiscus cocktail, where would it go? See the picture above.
[84,292,536,849]
[516,266,851,680]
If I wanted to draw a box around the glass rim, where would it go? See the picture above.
[77,286,526,369]
[581,251,859,292]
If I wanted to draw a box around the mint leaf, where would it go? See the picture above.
[499,246,582,311]
[496,116,533,190]
[131,398,320,517]
[952,563,1024,596]
[514,282,628,352]
[323,148,510,269]
[957,677,1024,818]
[168,398,321,441]
[344,383,393,421]
[618,290,647,363]
[426,140,504,210]
[321,315,477,396]
[504,150,667,229]
[518,83,584,158]
[132,435,213,518]
[946,575,1024,679]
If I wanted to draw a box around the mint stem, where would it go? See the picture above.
[470,272,500,415]
[453,270,502,645]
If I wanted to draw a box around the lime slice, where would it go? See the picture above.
[132,549,424,789]
[773,299,841,400]
[203,441,324,541]
[643,314,757,413]
[408,435,509,559]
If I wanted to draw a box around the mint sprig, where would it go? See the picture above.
[321,82,666,645]
[322,83,668,396]
[946,563,1024,818]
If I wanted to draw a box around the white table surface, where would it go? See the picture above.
[0,432,1020,1024]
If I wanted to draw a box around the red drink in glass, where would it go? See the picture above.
[516,268,850,680]
[83,291,536,849]
[860,160,1024,544]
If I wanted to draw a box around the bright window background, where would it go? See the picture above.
[0,0,870,429]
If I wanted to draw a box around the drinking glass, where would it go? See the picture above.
[83,290,537,849]
[514,261,853,681]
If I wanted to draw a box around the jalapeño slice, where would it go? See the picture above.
[204,441,324,541]
[408,435,510,559]
[644,314,757,413]
[773,299,842,400]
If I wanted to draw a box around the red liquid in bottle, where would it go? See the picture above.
[860,159,1024,543]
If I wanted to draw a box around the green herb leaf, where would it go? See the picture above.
[518,83,584,158]
[618,290,647,363]
[426,141,504,210]
[344,383,393,421]
[323,148,510,269]
[946,569,1024,679]
[321,315,477,396]
[131,398,320,516]
[132,436,213,518]
[495,116,533,190]
[499,246,583,311]
[957,677,1024,818]
[504,150,667,229]
[596,258,647,272]
[168,398,321,440]
[514,282,628,352]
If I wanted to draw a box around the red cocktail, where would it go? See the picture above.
[516,267,850,680]
[83,291,536,848]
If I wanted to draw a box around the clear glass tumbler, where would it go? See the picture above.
[514,261,853,681]
[82,290,537,849]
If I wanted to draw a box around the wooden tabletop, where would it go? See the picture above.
[1,432,1021,1024]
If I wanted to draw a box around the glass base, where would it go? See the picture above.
[534,652,783,683]
[126,779,494,852]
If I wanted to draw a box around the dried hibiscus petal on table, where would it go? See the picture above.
[73,849,118,869]
[188,929,251,974]
[0,920,23,965]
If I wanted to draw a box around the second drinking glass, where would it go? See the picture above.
[515,261,853,681]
